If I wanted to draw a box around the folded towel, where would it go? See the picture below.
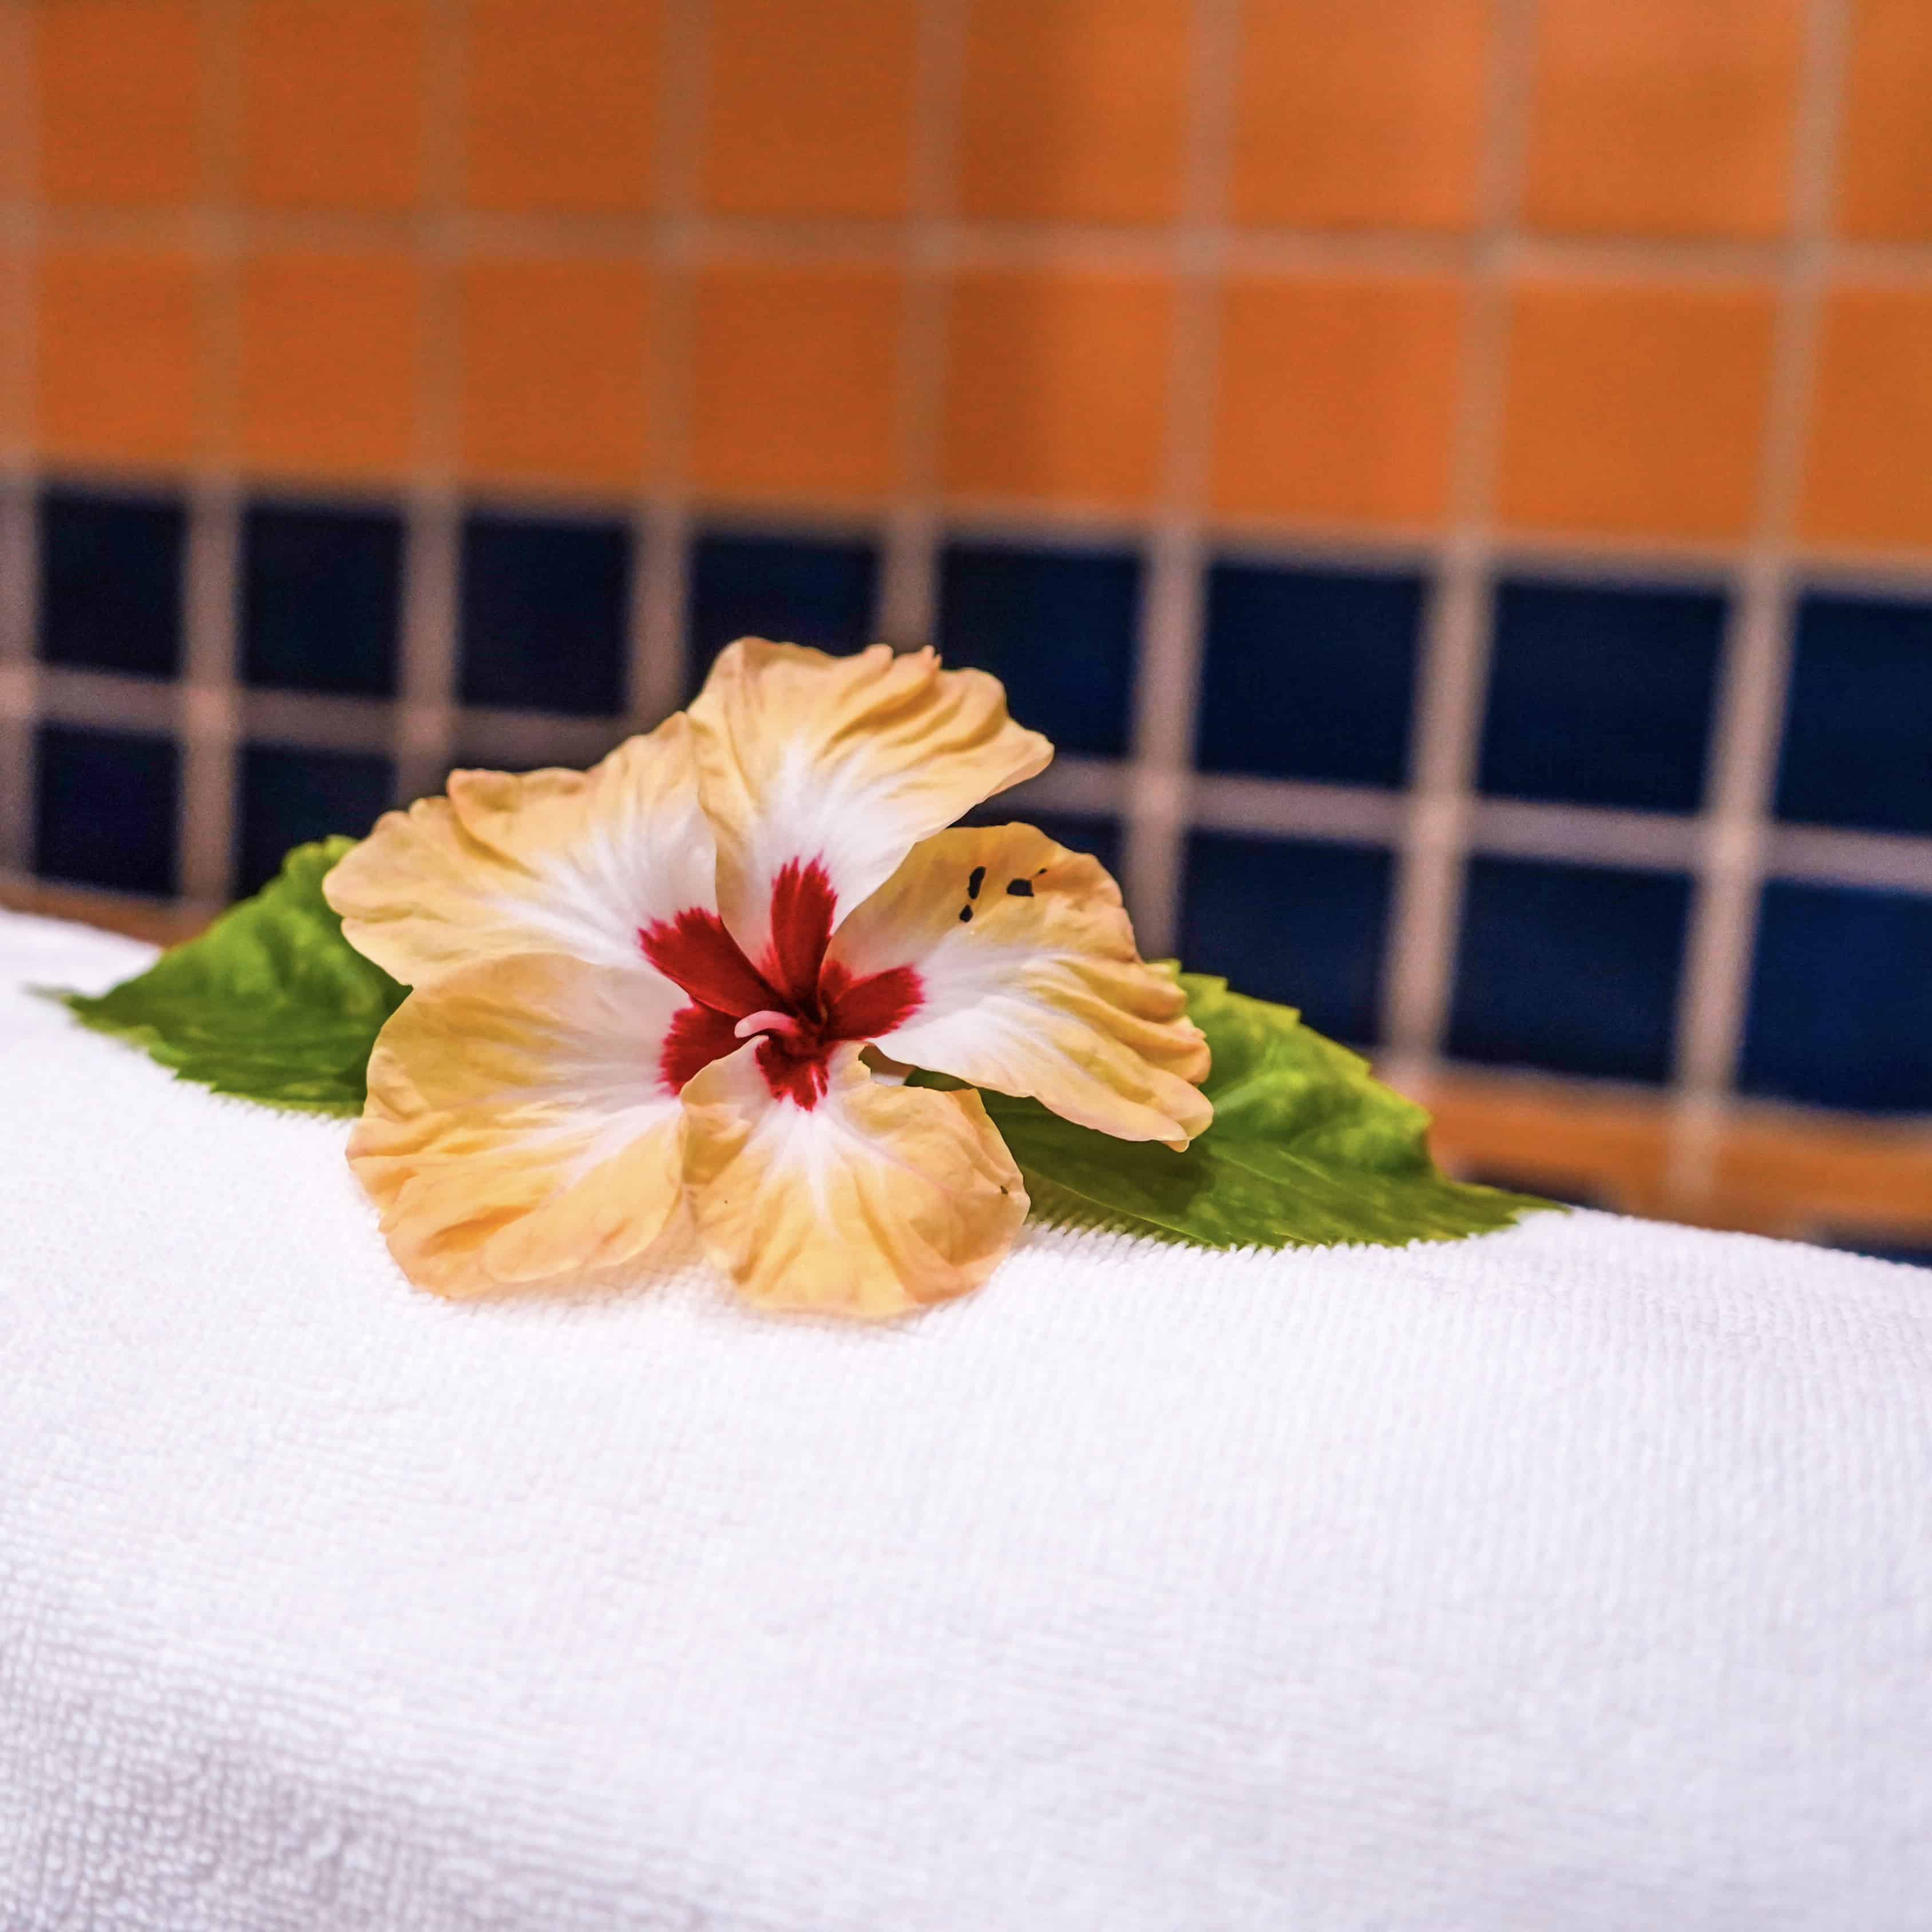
[3,908,1927,1930]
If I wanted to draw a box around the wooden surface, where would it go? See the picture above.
[1416,1069,1932,1250]
[9,880,1929,1257]
[0,877,214,948]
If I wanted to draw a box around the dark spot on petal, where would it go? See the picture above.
[959,906,972,923]
[1005,877,1034,897]
[967,865,985,901]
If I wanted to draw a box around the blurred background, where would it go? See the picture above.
[0,0,1927,1252]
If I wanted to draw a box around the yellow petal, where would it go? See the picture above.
[350,952,688,1298]
[827,824,1213,1149]
[680,1040,1028,1319]
[324,714,715,988]
[685,640,1051,973]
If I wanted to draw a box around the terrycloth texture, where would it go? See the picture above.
[2,909,1928,1931]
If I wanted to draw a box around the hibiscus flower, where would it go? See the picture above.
[324,640,1212,1317]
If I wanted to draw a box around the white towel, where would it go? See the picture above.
[2,907,1928,1930]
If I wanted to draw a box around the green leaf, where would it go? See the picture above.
[45,836,406,1115]
[923,972,1554,1251]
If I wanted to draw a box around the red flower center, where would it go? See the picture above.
[640,858,921,1108]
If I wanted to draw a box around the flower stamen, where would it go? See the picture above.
[735,1008,805,1045]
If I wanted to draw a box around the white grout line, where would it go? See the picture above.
[1768,824,1932,894]
[875,0,966,652]
[633,498,692,726]
[173,0,243,912]
[1377,0,1538,1093]
[392,0,465,802]
[17,197,1932,287]
[395,489,459,795]
[39,667,187,734]
[1468,795,1706,872]
[0,474,37,878]
[628,0,711,731]
[0,1,30,468]
[1119,0,1242,959]
[177,482,239,906]
[0,0,37,878]
[1123,512,1208,952]
[239,686,393,750]
[1192,773,1408,845]
[1671,0,1852,1177]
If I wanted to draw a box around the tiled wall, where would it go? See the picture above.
[2,0,1930,1125]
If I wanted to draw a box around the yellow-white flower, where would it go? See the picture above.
[325,640,1211,1317]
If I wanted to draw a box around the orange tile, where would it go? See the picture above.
[1522,0,1803,238]
[464,0,660,215]
[1496,280,1775,541]
[1800,287,1932,549]
[36,0,203,207]
[0,251,23,446]
[955,0,1191,224]
[240,0,426,212]
[1836,0,1932,240]
[0,8,30,203]
[702,0,916,219]
[689,264,901,502]
[1211,275,1463,526]
[459,258,651,493]
[1711,1102,1932,1241]
[1418,1070,1673,1222]
[36,247,203,468]
[941,270,1171,507]
[237,250,421,481]
[1230,0,1488,231]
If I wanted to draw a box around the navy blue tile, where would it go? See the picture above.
[38,488,185,678]
[1448,857,1692,1083]
[1775,592,1932,836]
[1739,880,1932,1114]
[936,542,1140,758]
[1178,833,1395,1045]
[1478,577,1725,812]
[237,743,396,896]
[33,723,178,895]
[243,502,402,697]
[688,530,878,697]
[1195,561,1421,787]
[460,513,631,716]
